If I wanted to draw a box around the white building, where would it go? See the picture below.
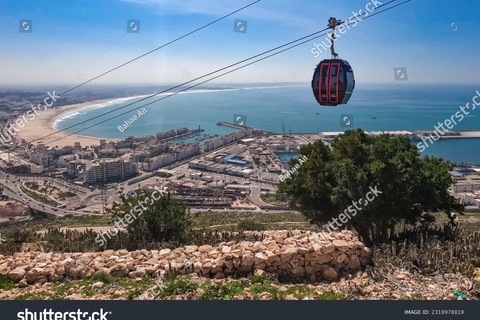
[456,192,480,208]
[85,158,138,184]
[450,180,480,193]
[98,148,118,158]
[203,131,247,152]
[143,153,176,172]
[320,132,343,141]
[29,152,53,168]
[174,142,200,161]
[67,160,88,178]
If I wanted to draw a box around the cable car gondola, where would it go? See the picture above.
[311,17,355,106]
[312,59,355,106]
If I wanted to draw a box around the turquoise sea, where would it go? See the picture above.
[54,84,480,165]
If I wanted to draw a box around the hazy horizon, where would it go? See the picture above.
[1,82,479,92]
[0,0,479,87]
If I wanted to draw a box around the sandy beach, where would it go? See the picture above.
[17,99,119,149]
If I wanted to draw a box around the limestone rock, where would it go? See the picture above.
[184,245,198,254]
[25,268,48,284]
[8,268,26,282]
[0,230,368,285]
[254,269,266,277]
[347,255,361,270]
[336,253,348,264]
[198,245,213,253]
[291,266,306,277]
[241,254,255,267]
[322,266,338,281]
[317,254,333,264]
[333,240,349,251]
[92,282,103,291]
[254,252,267,265]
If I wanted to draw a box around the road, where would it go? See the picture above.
[0,152,286,217]
[0,176,85,217]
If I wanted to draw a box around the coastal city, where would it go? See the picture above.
[1,0,480,309]
[1,115,480,222]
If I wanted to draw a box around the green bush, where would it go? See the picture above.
[237,219,265,231]
[0,275,16,290]
[278,129,463,246]
[109,191,195,245]
[317,291,346,300]
[250,275,265,285]
[159,276,198,298]
[90,271,111,284]
[197,280,248,300]
[251,282,283,299]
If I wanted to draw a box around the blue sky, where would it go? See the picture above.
[0,0,479,87]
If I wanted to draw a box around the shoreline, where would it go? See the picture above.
[17,99,120,149]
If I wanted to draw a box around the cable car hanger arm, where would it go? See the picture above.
[327,17,343,59]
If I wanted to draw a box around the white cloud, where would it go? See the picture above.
[119,0,248,16]
[116,0,326,31]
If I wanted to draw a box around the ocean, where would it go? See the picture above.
[54,84,480,165]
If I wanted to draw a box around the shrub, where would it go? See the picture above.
[278,129,463,246]
[237,219,265,231]
[197,280,248,300]
[109,191,195,245]
[250,275,265,285]
[159,276,198,298]
[90,271,111,284]
[0,275,16,290]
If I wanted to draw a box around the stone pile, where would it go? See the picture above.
[0,230,372,286]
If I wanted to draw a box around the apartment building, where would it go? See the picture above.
[85,158,138,183]
[143,153,176,172]
[66,160,88,178]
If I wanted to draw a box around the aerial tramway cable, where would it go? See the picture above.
[57,0,263,97]
[35,0,414,145]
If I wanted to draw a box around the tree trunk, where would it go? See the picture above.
[353,223,373,247]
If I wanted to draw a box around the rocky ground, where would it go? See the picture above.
[0,269,478,300]
[0,200,30,224]
[0,230,478,300]
[0,201,29,217]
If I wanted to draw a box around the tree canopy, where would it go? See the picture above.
[278,129,463,245]
[108,190,195,245]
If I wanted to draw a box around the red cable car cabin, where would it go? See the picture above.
[312,59,355,106]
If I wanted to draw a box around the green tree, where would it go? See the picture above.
[108,190,195,245]
[278,129,463,246]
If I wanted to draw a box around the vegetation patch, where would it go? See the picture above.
[0,274,16,291]
[317,291,347,300]
[158,275,198,298]
[21,186,59,207]
[237,219,265,231]
[197,280,249,300]
[13,292,50,300]
[261,194,288,206]
[278,129,463,246]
